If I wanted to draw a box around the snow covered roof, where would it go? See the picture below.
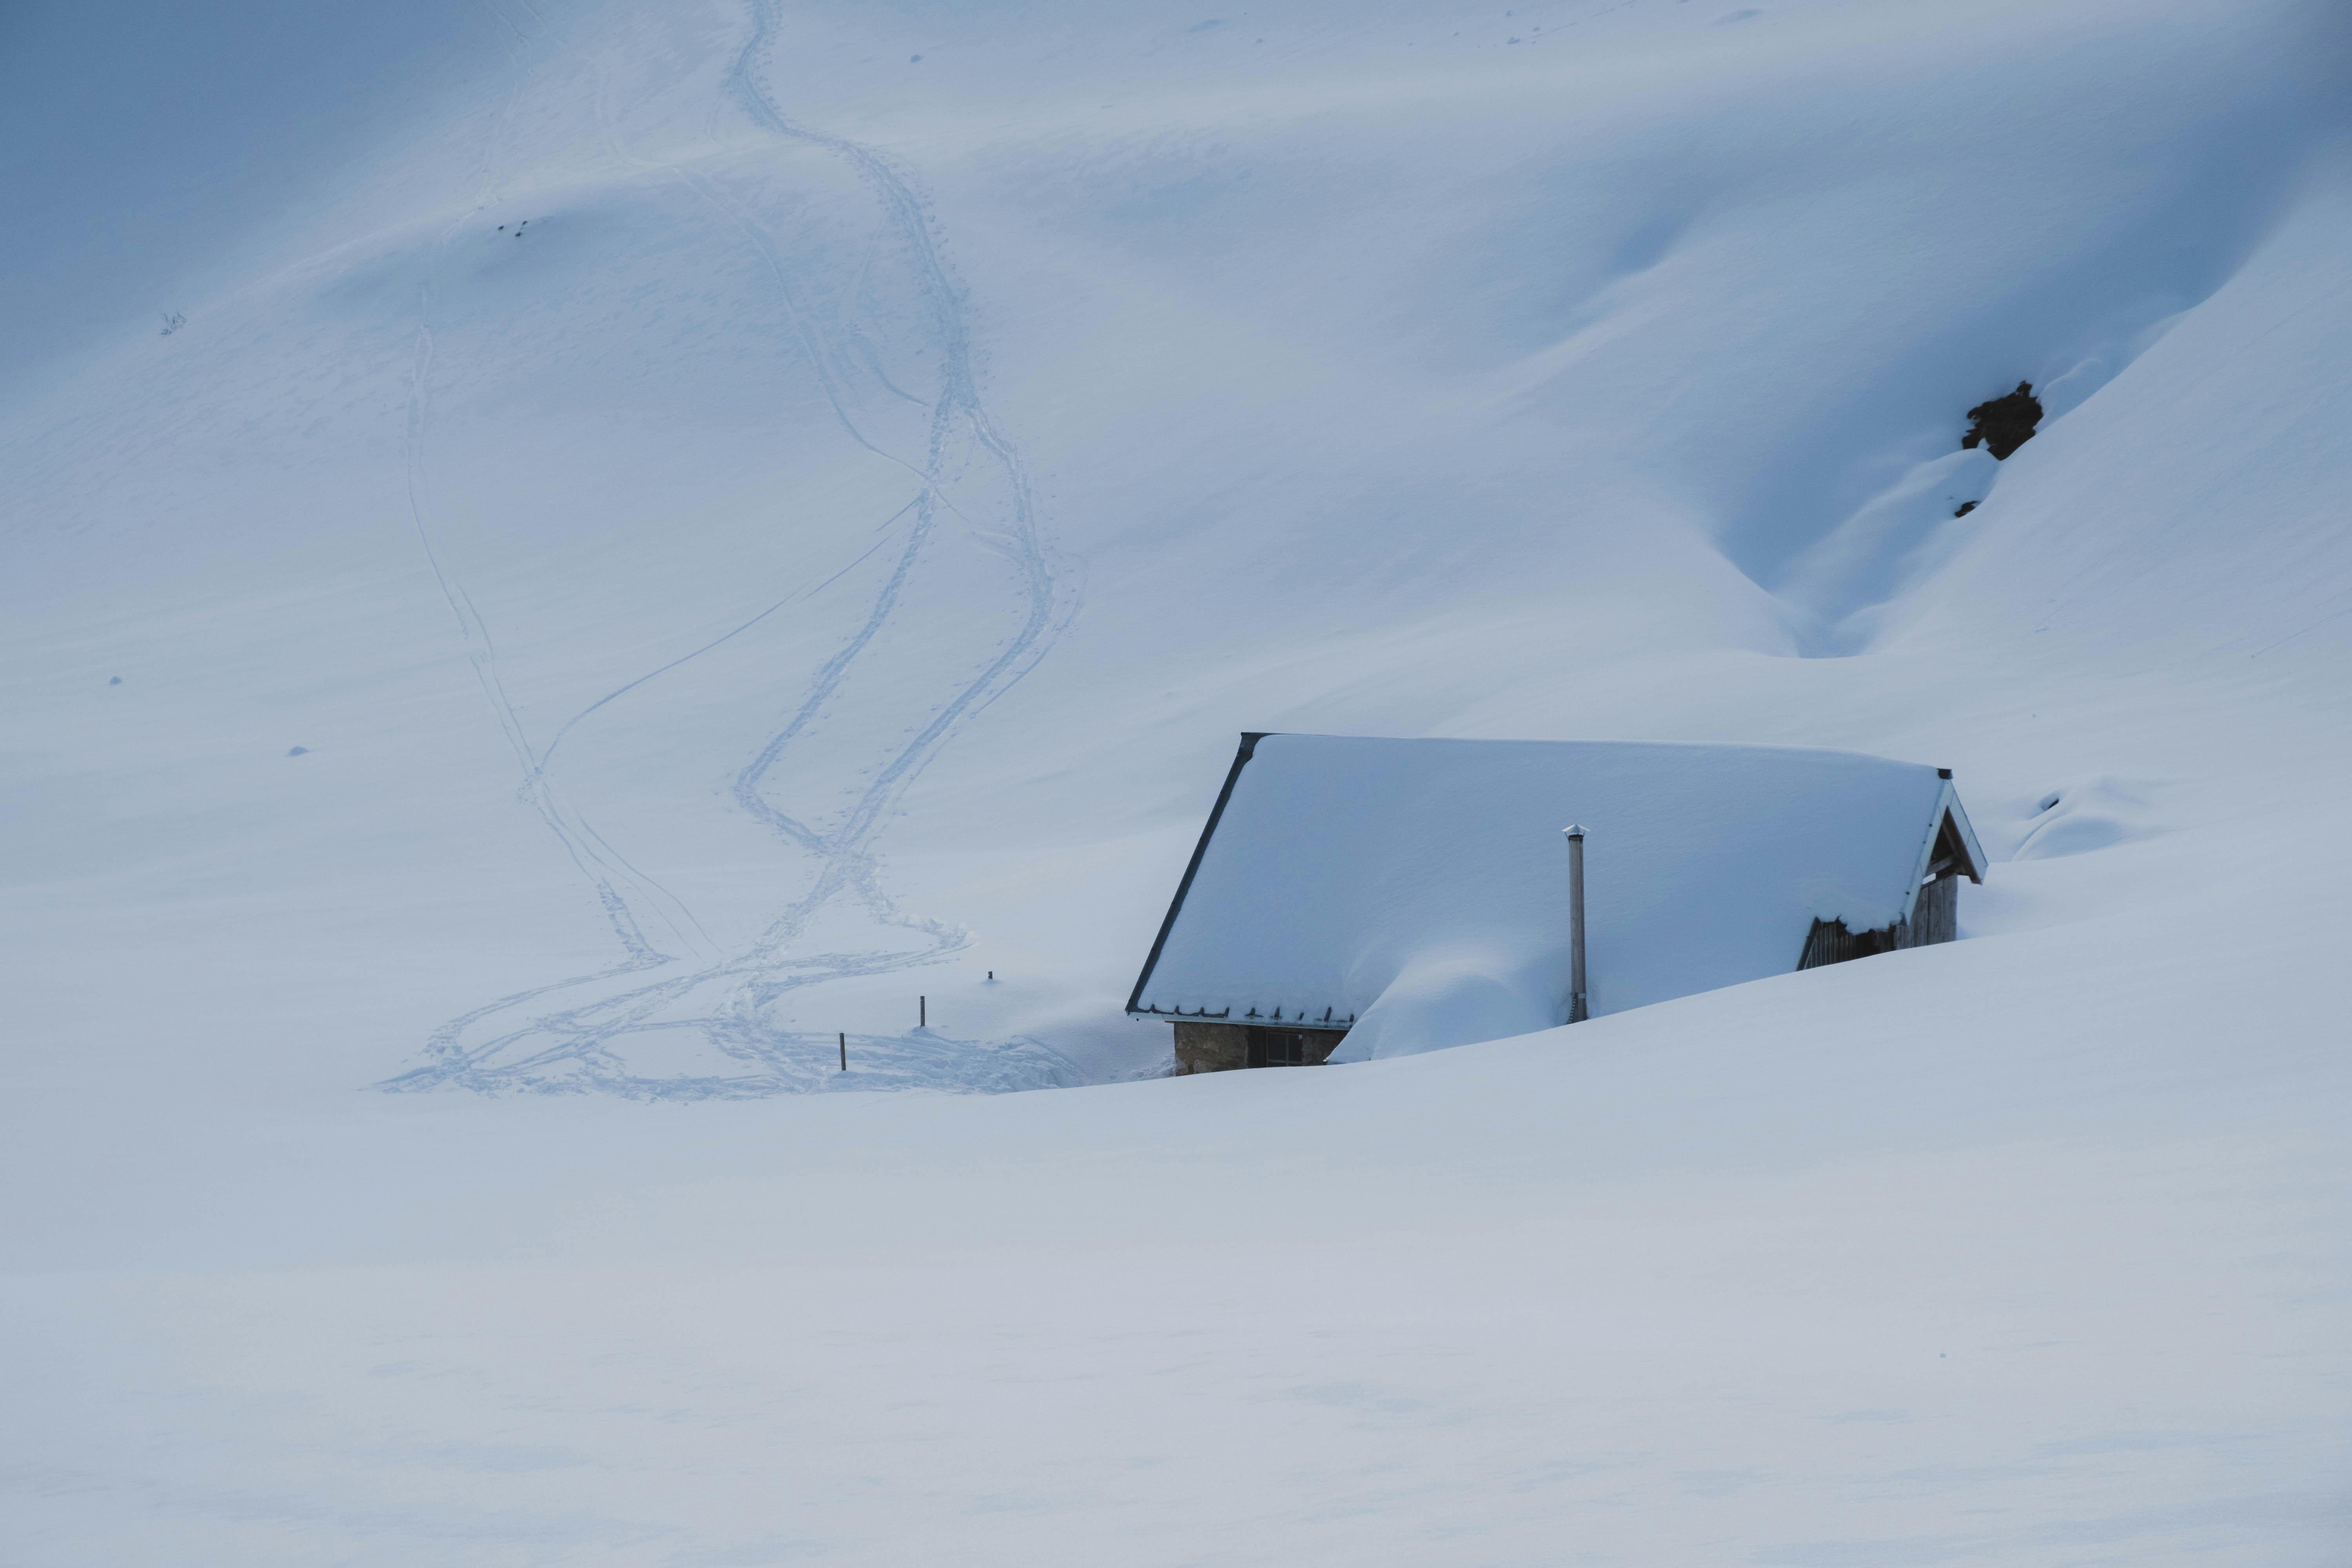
[1129,735,1984,1059]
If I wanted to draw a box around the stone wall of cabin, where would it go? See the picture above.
[1172,1022,1250,1074]
[1171,1022,1349,1074]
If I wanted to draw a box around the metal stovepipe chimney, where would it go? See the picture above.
[1563,826,1589,1024]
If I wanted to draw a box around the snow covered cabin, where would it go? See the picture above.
[1128,735,1986,1072]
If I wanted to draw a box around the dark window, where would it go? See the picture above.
[1246,1028,1310,1067]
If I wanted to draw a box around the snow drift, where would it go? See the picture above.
[5,0,2352,1559]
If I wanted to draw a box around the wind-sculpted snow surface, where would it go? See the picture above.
[6,0,2352,1559]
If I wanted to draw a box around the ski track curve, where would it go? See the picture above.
[397,23,715,982]
[381,2,1083,1099]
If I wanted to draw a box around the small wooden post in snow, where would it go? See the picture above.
[1564,826,1589,1024]
[920,995,926,1029]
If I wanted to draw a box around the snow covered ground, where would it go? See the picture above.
[4,0,2349,1559]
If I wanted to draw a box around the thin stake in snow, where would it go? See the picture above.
[839,1031,846,1072]
[1564,826,1589,1024]
[920,996,927,1029]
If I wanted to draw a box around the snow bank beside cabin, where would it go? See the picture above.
[1133,735,1965,1059]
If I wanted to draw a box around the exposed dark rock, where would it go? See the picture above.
[1953,501,1977,518]
[1962,381,2042,459]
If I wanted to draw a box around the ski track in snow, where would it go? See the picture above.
[381,1,1080,1099]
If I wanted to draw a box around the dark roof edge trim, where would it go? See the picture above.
[1125,732,1270,1017]
[1938,780,1988,883]
[1899,779,1989,924]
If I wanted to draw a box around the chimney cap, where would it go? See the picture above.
[1563,824,1588,837]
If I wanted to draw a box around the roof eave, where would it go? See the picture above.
[1941,780,1989,882]
[1900,778,1989,923]
[1123,733,1273,1016]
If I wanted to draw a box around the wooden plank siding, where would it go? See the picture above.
[1797,871,1959,970]
[1906,870,1959,946]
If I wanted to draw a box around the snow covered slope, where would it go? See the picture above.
[4,0,2350,1559]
